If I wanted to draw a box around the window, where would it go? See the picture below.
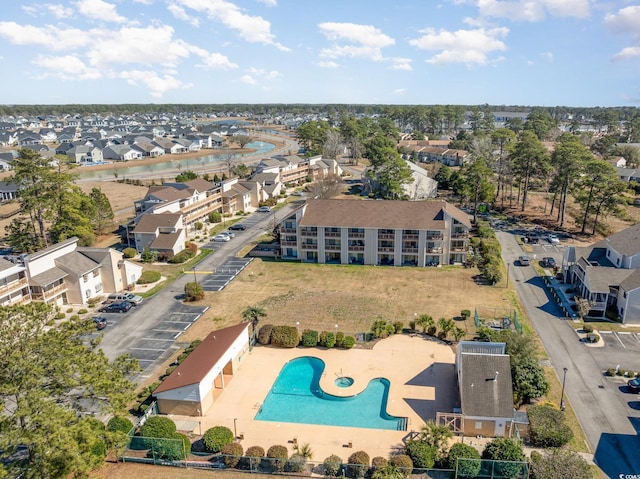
[475,421,483,430]
[623,291,627,299]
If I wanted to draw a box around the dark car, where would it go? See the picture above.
[629,378,640,393]
[99,301,132,314]
[93,316,107,330]
[228,223,246,231]
[542,257,557,268]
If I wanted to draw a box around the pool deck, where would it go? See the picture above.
[168,334,457,461]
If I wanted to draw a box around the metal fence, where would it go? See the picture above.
[456,458,529,478]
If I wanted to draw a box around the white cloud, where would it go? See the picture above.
[167,4,200,27]
[389,57,413,70]
[257,0,277,6]
[605,5,640,37]
[0,22,92,51]
[612,46,640,61]
[21,5,38,16]
[132,0,154,3]
[240,75,257,85]
[32,54,101,80]
[317,61,338,68]
[86,25,192,68]
[392,88,406,95]
[318,22,395,62]
[74,0,127,23]
[176,0,289,51]
[119,70,192,97]
[196,52,238,70]
[47,4,74,18]
[541,51,553,62]
[474,0,590,21]
[410,27,508,65]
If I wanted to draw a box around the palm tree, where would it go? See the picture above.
[420,421,453,462]
[293,442,313,460]
[371,464,405,479]
[437,317,455,339]
[452,327,466,343]
[415,314,433,333]
[242,305,267,329]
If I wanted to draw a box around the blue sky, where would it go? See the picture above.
[0,0,638,106]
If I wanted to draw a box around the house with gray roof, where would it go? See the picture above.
[563,223,640,323]
[131,213,186,258]
[455,341,516,437]
[279,199,470,267]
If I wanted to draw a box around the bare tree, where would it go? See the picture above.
[234,135,252,149]
[322,130,342,160]
[223,153,239,176]
[309,173,343,199]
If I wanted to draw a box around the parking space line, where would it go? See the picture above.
[183,324,191,331]
[613,332,626,348]
[173,332,182,340]
[152,329,186,333]
[634,334,640,343]
[140,337,176,341]
[618,332,631,334]
[130,347,165,351]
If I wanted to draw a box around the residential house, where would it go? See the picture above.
[221,177,252,213]
[131,213,186,258]
[153,138,188,155]
[616,167,640,183]
[0,181,19,201]
[456,341,516,438]
[279,199,470,267]
[0,152,16,170]
[0,258,31,306]
[563,223,640,323]
[66,144,104,164]
[132,141,165,157]
[154,323,251,416]
[103,144,143,161]
[363,159,438,200]
[255,155,342,185]
[22,237,141,306]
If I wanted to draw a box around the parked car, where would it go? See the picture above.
[545,234,560,244]
[628,378,640,393]
[99,301,132,314]
[212,234,231,242]
[221,230,235,238]
[93,316,108,330]
[228,223,246,231]
[542,257,557,268]
[107,292,143,305]
[257,206,271,212]
[518,255,531,266]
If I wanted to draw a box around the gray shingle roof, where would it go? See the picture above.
[605,224,640,257]
[56,251,100,275]
[459,353,514,419]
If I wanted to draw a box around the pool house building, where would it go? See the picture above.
[279,199,471,267]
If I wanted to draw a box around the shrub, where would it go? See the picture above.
[461,310,471,319]
[335,331,345,347]
[153,432,190,461]
[324,454,343,477]
[242,445,265,470]
[393,321,404,333]
[582,324,594,333]
[202,426,234,453]
[185,241,198,253]
[409,320,416,331]
[70,315,79,321]
[319,331,336,348]
[141,248,158,263]
[286,453,307,473]
[221,442,243,468]
[107,416,133,434]
[370,456,387,474]
[342,335,355,349]
[606,368,616,376]
[301,329,319,347]
[139,416,177,449]
[426,326,437,336]
[78,308,88,314]
[257,324,274,345]
[266,445,289,472]
[138,270,161,284]
[184,281,204,302]
[404,440,437,469]
[617,368,626,376]
[446,443,481,477]
[194,221,204,231]
[209,211,222,223]
[169,249,195,264]
[123,247,137,258]
[66,307,73,313]
[270,325,299,348]
[589,333,600,343]
[481,438,526,479]
[346,450,370,478]
[389,455,413,475]
[55,312,65,320]
[529,405,574,447]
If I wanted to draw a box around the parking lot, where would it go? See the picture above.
[199,257,253,291]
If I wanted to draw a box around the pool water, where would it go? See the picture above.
[255,357,406,430]
[335,376,354,387]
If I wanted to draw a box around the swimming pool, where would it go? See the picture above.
[255,357,406,430]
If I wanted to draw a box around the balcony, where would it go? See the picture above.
[378,246,395,253]
[280,240,297,247]
[300,243,318,250]
[402,234,419,240]
[0,277,28,295]
[31,283,67,302]
[324,231,341,238]
[452,232,468,238]
[426,234,443,240]
[281,227,297,234]
[348,232,364,238]
[324,244,341,251]
[300,229,318,237]
[348,245,364,251]
[427,247,443,254]
[451,247,467,252]
[402,248,419,254]
[378,233,395,240]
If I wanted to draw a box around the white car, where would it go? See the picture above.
[212,234,231,242]
[257,206,271,212]
[546,234,560,244]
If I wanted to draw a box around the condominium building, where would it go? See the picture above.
[279,199,471,267]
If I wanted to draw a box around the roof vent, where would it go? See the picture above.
[493,371,499,381]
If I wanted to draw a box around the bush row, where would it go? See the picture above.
[605,368,640,377]
[472,221,503,285]
[257,324,355,349]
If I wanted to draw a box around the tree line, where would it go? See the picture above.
[5,149,114,252]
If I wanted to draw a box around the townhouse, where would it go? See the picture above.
[1,237,142,307]
[563,223,640,324]
[279,199,470,267]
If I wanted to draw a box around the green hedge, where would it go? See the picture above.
[267,445,289,472]
[202,426,234,453]
[342,335,355,349]
[323,454,343,477]
[107,416,133,434]
[346,450,369,478]
[319,331,336,348]
[221,443,243,468]
[301,329,318,347]
[168,249,196,264]
[123,247,137,258]
[184,281,204,301]
[137,270,161,284]
[528,405,573,447]
[271,325,299,348]
[257,324,274,345]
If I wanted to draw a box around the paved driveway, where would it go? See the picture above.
[497,231,640,479]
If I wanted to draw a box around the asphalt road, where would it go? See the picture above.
[98,203,299,382]
[498,231,640,479]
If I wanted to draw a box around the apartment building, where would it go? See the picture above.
[0,258,31,306]
[279,199,470,267]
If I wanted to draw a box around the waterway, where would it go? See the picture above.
[76,140,275,180]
